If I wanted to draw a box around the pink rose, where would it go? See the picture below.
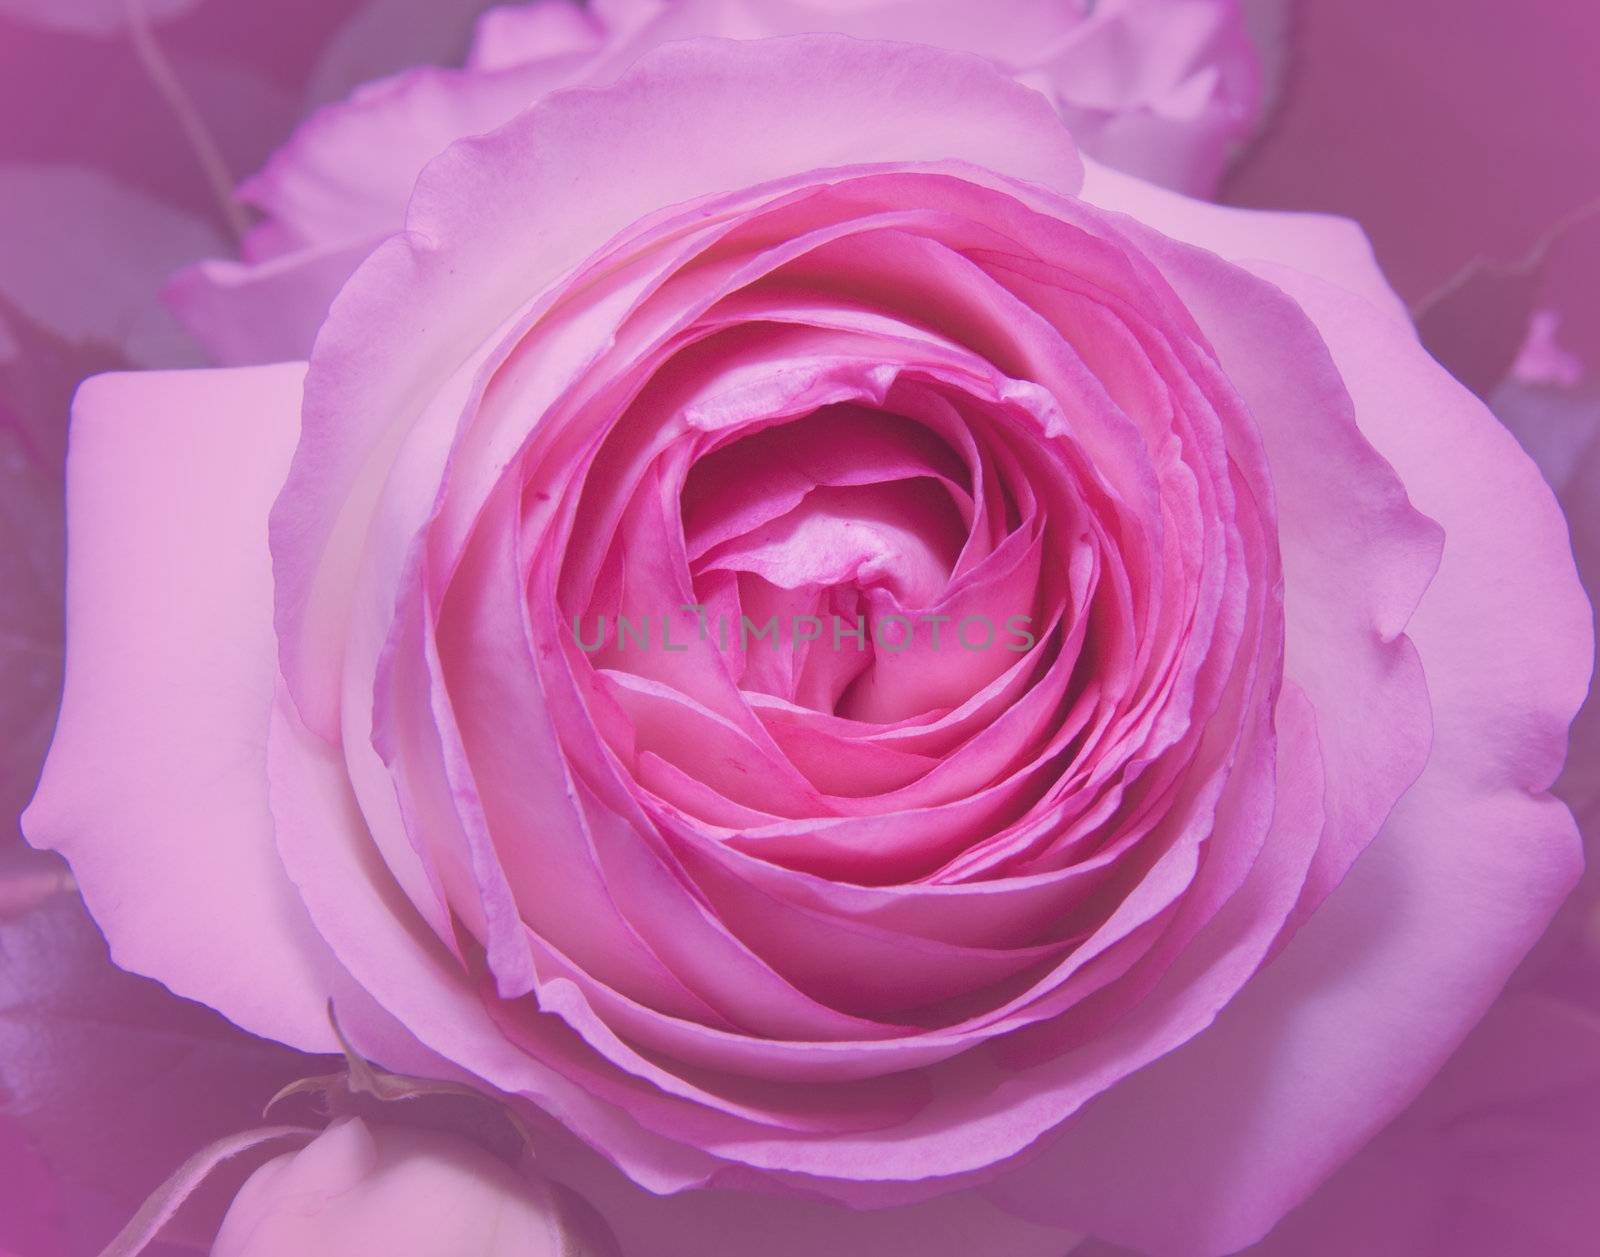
[168,0,1259,365]
[25,32,1591,1257]
[209,1117,619,1257]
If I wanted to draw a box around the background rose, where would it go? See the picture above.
[166,0,1259,365]
[22,28,1592,1257]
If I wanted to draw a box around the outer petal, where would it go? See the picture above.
[1029,0,1260,194]
[1237,990,1600,1257]
[164,238,381,368]
[1561,433,1600,838]
[21,366,345,1052]
[471,1,609,71]
[987,272,1591,1255]
[1081,157,1411,325]
[476,0,1257,196]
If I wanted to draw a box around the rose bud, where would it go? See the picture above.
[210,1117,619,1257]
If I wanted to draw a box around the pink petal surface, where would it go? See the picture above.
[984,267,1591,1256]
[1236,989,1600,1257]
[22,366,350,1051]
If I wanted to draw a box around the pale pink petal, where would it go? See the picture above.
[470,0,605,71]
[21,366,347,1051]
[1082,157,1412,324]
[1030,0,1261,193]
[164,237,381,367]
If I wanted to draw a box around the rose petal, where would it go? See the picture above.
[22,365,348,1050]
[983,271,1591,1257]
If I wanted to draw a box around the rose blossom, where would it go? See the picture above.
[25,31,1592,1257]
[167,0,1259,366]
